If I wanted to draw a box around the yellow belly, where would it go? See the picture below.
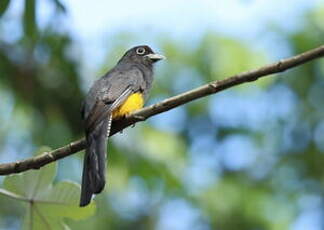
[112,93,144,118]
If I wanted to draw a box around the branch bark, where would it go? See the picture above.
[1,45,324,175]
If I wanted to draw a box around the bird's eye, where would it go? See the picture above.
[136,47,146,55]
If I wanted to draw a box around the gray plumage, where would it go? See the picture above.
[80,45,164,206]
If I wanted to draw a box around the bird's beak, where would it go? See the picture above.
[145,53,166,62]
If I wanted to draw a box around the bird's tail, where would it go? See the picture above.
[80,117,111,207]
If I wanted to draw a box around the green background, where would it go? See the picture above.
[0,0,323,229]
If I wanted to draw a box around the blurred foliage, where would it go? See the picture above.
[0,0,324,230]
[0,159,95,230]
[0,0,10,18]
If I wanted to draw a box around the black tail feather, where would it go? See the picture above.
[80,118,110,207]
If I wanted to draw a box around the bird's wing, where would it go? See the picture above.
[84,87,133,133]
[84,66,145,133]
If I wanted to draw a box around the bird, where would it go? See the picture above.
[79,45,165,206]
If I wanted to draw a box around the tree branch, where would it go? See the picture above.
[1,45,323,175]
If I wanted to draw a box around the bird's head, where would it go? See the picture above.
[118,45,165,66]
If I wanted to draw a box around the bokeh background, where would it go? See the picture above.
[0,0,324,229]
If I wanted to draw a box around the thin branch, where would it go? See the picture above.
[1,45,324,176]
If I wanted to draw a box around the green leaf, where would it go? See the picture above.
[37,181,96,220]
[0,162,96,230]
[0,0,10,18]
[3,159,55,199]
